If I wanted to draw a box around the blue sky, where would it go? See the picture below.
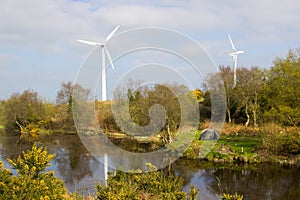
[1,0,300,101]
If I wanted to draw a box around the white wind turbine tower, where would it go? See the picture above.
[77,25,120,185]
[78,25,120,101]
[228,34,244,88]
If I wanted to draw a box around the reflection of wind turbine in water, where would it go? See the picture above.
[77,25,120,101]
[77,25,120,185]
[228,34,244,88]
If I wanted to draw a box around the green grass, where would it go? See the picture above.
[216,134,261,154]
[183,133,262,163]
[0,125,5,129]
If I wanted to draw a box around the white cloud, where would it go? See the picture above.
[1,0,299,50]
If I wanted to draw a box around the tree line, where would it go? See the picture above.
[213,48,300,127]
[0,48,299,137]
[0,82,88,134]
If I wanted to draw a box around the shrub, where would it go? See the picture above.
[0,143,68,200]
[95,163,199,200]
[261,130,300,157]
[222,192,243,200]
[0,161,13,196]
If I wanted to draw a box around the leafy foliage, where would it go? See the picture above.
[95,163,199,200]
[261,129,300,157]
[266,49,300,126]
[0,143,67,200]
[222,192,243,200]
[8,143,54,177]
[0,161,13,196]
[3,90,53,131]
[111,83,197,144]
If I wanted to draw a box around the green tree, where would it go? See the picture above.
[0,100,5,128]
[112,82,198,144]
[3,90,51,131]
[147,84,183,143]
[266,49,300,126]
[199,90,212,122]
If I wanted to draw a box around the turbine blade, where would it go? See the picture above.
[104,46,115,69]
[105,25,120,42]
[77,40,102,46]
[227,34,236,51]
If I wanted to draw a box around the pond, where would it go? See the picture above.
[0,134,299,199]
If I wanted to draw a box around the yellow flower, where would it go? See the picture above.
[40,196,50,200]
[24,164,29,171]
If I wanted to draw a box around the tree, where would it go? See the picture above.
[266,49,300,126]
[207,65,265,126]
[3,90,50,131]
[218,65,237,123]
[199,90,212,122]
[55,81,92,132]
[0,100,5,127]
[111,81,197,144]
[234,67,265,127]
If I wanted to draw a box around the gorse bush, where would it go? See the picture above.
[8,143,54,177]
[96,163,199,200]
[0,162,12,196]
[0,143,68,200]
[222,192,243,200]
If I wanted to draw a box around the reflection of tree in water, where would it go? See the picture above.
[0,135,32,168]
[207,165,300,200]
[0,135,97,193]
[45,135,98,192]
[169,159,219,199]
[169,159,201,185]
[109,137,163,153]
[170,160,300,200]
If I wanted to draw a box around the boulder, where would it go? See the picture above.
[199,128,220,140]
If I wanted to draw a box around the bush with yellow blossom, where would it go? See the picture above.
[0,143,67,200]
[96,163,199,200]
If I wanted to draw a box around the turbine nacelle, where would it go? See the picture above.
[77,25,120,70]
[77,25,120,47]
[230,51,244,56]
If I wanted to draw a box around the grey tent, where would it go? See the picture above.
[199,128,220,140]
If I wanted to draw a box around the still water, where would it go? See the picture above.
[0,134,299,199]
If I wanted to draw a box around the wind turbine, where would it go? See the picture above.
[77,25,120,185]
[78,25,120,101]
[228,34,244,88]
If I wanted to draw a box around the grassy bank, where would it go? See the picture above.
[183,124,300,166]
[4,121,299,165]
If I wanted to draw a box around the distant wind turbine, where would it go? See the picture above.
[78,25,120,101]
[77,25,120,185]
[228,34,244,88]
